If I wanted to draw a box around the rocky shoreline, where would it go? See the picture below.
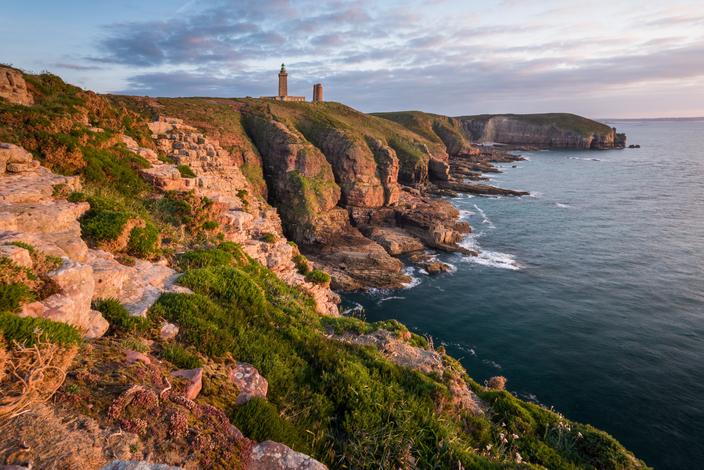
[0,66,647,470]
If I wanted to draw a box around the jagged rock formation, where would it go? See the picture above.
[0,66,33,106]
[0,145,191,336]
[458,113,627,149]
[332,327,485,416]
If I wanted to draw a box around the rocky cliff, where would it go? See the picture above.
[0,67,647,470]
[458,113,627,149]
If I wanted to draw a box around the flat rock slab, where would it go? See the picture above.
[101,462,183,470]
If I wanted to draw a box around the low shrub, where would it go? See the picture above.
[293,254,310,275]
[81,210,130,242]
[92,298,150,335]
[161,343,202,369]
[202,220,218,231]
[304,269,330,285]
[0,283,35,313]
[177,164,196,178]
[228,398,308,452]
[127,223,160,259]
[261,232,276,243]
[0,311,81,346]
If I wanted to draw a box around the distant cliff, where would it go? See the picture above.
[458,113,627,149]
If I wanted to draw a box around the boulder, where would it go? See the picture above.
[0,67,33,106]
[229,362,268,405]
[125,350,152,365]
[0,143,36,174]
[20,259,109,338]
[172,368,203,400]
[159,322,179,341]
[365,226,423,256]
[247,441,327,470]
[0,243,32,268]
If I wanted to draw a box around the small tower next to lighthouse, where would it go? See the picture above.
[278,63,288,98]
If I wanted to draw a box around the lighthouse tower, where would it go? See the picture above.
[278,63,288,98]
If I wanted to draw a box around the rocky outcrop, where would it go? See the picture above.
[333,328,485,416]
[307,232,409,291]
[248,441,327,470]
[144,117,340,316]
[241,114,346,244]
[0,143,40,174]
[307,127,386,208]
[363,226,424,256]
[365,137,401,205]
[0,66,33,106]
[459,113,626,149]
[0,144,194,336]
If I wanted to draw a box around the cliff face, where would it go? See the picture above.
[459,113,627,149]
[0,68,647,470]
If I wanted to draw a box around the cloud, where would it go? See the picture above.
[90,0,704,116]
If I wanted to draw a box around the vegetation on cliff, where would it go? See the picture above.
[458,113,614,138]
[0,68,646,469]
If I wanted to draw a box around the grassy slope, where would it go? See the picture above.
[373,110,472,152]
[0,70,648,469]
[457,113,613,137]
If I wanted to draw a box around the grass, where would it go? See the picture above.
[293,254,310,275]
[0,310,82,346]
[161,343,202,369]
[228,398,309,452]
[145,244,646,469]
[91,298,150,335]
[304,268,330,285]
[0,283,35,313]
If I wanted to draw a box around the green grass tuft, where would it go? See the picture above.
[161,343,203,369]
[304,268,330,285]
[0,283,35,313]
[177,164,196,178]
[92,298,150,335]
[127,223,160,259]
[0,311,82,346]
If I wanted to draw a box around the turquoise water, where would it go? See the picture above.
[343,120,704,469]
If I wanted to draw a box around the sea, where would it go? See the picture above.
[343,119,704,469]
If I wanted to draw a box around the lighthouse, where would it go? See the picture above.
[278,63,288,98]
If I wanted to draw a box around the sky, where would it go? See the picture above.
[1,0,703,118]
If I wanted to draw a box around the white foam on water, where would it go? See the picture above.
[555,202,570,208]
[569,156,601,162]
[445,262,458,273]
[459,209,475,220]
[377,296,406,305]
[482,359,503,369]
[529,191,542,198]
[473,204,496,229]
[342,302,364,316]
[402,266,422,289]
[459,234,521,271]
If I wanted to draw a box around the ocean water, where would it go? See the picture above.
[343,119,704,469]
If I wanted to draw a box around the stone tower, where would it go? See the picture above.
[313,83,323,103]
[278,63,288,98]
